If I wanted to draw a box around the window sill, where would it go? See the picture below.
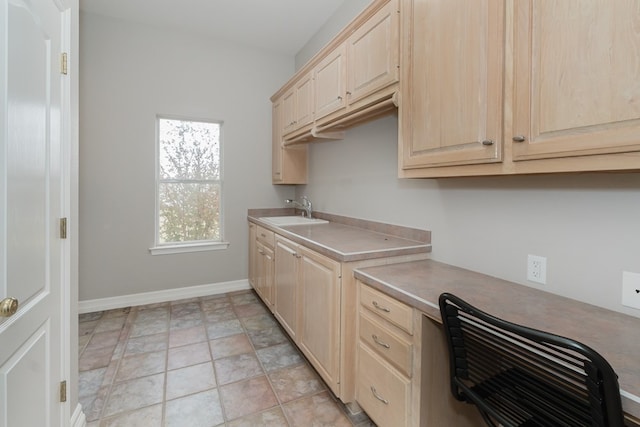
[149,241,230,256]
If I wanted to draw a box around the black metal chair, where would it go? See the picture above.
[438,293,624,427]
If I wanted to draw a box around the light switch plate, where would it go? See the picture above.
[622,271,640,310]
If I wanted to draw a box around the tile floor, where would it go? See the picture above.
[78,290,374,426]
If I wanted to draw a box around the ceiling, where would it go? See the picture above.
[79,0,347,56]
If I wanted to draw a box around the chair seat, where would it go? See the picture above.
[438,293,624,427]
[459,367,594,426]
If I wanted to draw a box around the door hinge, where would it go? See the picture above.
[61,53,68,75]
[59,218,67,239]
[59,380,67,402]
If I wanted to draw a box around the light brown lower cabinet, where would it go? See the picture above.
[356,281,484,427]
[250,225,275,312]
[249,222,430,406]
[357,282,416,427]
[274,235,342,394]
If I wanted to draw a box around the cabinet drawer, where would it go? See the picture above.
[357,342,410,427]
[360,283,413,335]
[256,225,275,248]
[359,310,412,377]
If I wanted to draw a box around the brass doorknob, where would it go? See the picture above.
[0,297,18,317]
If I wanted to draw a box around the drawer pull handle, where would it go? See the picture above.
[372,301,391,312]
[260,233,266,238]
[258,249,265,255]
[370,386,389,405]
[372,334,390,349]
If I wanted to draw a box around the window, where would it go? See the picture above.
[151,116,227,255]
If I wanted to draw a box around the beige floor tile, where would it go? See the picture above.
[125,332,168,356]
[102,373,165,418]
[169,324,207,348]
[214,352,263,385]
[100,404,162,427]
[167,341,211,370]
[256,341,303,372]
[269,364,326,403]
[209,334,253,360]
[115,350,166,382]
[165,389,224,427]
[166,361,216,400]
[226,407,289,427]
[282,391,352,427]
[78,293,371,426]
[219,375,278,420]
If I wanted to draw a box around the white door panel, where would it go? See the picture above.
[0,0,66,425]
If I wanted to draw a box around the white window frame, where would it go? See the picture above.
[149,115,229,255]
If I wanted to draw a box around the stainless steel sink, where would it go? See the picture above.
[259,216,328,226]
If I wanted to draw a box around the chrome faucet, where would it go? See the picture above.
[285,196,313,218]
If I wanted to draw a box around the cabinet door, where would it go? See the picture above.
[511,0,640,161]
[248,223,257,287]
[259,242,275,310]
[297,246,342,394]
[400,0,504,168]
[282,88,296,134]
[272,97,308,184]
[295,72,315,129]
[274,237,299,339]
[315,44,347,120]
[256,241,274,310]
[271,99,283,182]
[347,0,399,105]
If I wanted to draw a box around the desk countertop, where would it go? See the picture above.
[354,259,640,420]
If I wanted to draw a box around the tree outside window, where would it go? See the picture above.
[157,117,222,245]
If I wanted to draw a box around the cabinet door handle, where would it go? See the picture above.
[370,386,389,405]
[372,301,391,313]
[260,233,266,238]
[372,334,390,349]
[481,139,494,146]
[258,249,265,255]
[337,96,343,100]
[512,135,526,142]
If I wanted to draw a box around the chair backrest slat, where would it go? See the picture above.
[439,293,624,427]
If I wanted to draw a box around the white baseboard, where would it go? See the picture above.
[70,404,86,427]
[78,279,251,313]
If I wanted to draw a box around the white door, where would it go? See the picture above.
[0,0,67,426]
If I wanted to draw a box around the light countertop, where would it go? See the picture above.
[248,210,432,262]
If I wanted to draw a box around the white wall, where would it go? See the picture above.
[295,0,373,69]
[79,12,295,301]
[296,4,640,318]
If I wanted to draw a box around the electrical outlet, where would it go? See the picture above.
[622,271,640,310]
[527,255,547,285]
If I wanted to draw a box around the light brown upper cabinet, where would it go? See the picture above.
[510,0,640,162]
[315,0,400,131]
[283,71,315,138]
[346,0,399,106]
[271,0,400,162]
[272,96,308,184]
[314,44,347,121]
[399,0,505,171]
[401,0,640,178]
